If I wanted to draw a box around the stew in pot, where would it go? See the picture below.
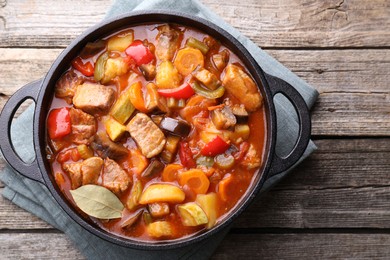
[46,23,267,241]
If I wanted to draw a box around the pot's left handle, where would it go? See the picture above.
[0,79,45,184]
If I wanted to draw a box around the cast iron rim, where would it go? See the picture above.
[33,10,277,250]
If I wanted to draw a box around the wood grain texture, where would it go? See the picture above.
[0,233,85,260]
[213,233,390,259]
[0,48,389,136]
[1,232,389,259]
[0,0,389,48]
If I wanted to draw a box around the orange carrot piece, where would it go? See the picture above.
[129,149,148,175]
[174,47,204,76]
[129,81,148,113]
[162,164,183,182]
[178,169,210,194]
[217,174,233,201]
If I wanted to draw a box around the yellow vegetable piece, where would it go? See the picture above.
[105,116,126,142]
[107,29,134,52]
[174,47,204,76]
[139,184,185,204]
[101,57,129,84]
[110,87,136,124]
[156,61,182,89]
[126,179,142,211]
[177,202,208,226]
[77,144,94,159]
[147,221,173,238]
[196,193,217,229]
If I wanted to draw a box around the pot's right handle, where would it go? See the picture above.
[0,79,45,184]
[264,73,311,178]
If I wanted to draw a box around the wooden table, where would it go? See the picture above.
[1,0,389,259]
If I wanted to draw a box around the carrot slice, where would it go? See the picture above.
[162,164,183,182]
[217,174,233,201]
[178,169,210,194]
[174,47,204,76]
[129,81,148,113]
[129,149,148,175]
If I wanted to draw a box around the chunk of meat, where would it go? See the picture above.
[102,158,131,195]
[92,131,129,160]
[63,157,103,189]
[69,108,97,145]
[222,64,262,112]
[126,113,166,158]
[55,70,83,104]
[241,143,261,169]
[155,25,182,61]
[73,82,115,115]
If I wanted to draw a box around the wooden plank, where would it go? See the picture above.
[0,48,390,136]
[0,0,389,48]
[0,233,84,259]
[1,232,389,259]
[0,189,52,229]
[213,233,390,259]
[277,139,390,189]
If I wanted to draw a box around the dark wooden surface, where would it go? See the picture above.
[0,0,389,259]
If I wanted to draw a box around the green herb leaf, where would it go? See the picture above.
[70,185,124,219]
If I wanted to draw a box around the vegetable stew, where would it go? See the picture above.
[46,23,267,241]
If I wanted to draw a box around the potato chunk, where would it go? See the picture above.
[139,184,185,204]
[155,61,182,89]
[147,221,173,238]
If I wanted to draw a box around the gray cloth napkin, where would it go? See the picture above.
[0,0,319,259]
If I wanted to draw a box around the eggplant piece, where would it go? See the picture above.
[92,131,129,160]
[140,63,156,81]
[141,159,164,178]
[160,135,180,163]
[151,115,164,125]
[160,117,191,137]
[121,210,143,228]
[211,106,236,130]
[230,104,249,123]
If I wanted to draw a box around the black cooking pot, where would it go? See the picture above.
[0,11,311,250]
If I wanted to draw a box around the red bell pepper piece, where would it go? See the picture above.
[157,83,195,99]
[71,57,94,77]
[200,135,230,156]
[179,142,196,168]
[47,107,71,139]
[125,40,154,66]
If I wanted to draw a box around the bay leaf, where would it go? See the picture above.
[70,184,124,219]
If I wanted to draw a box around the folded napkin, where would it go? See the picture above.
[0,0,319,259]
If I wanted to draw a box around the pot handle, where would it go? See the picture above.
[0,79,45,184]
[265,73,311,178]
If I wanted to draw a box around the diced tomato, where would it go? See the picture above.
[157,83,195,99]
[57,148,80,163]
[71,57,94,76]
[179,142,196,168]
[125,40,154,66]
[200,135,230,156]
[47,107,71,139]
